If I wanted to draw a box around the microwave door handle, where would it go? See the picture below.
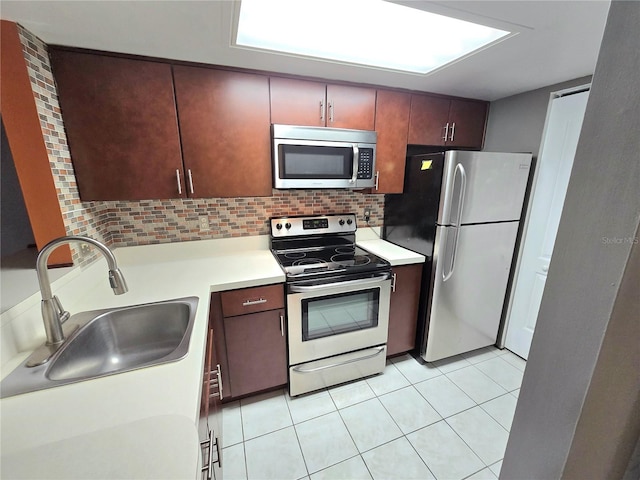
[350,145,359,184]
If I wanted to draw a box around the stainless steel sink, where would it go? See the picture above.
[0,297,198,398]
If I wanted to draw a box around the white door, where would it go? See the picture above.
[504,90,589,359]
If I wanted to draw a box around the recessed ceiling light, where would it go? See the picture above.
[235,0,511,74]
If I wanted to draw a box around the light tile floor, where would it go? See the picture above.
[216,346,526,480]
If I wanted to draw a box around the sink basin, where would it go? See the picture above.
[0,297,198,398]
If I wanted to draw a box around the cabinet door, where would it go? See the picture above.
[407,94,450,146]
[224,309,287,398]
[270,77,327,127]
[49,50,184,200]
[387,264,423,356]
[447,99,488,149]
[173,66,272,197]
[374,90,411,193]
[326,84,376,130]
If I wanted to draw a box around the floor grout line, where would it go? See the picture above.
[230,350,524,480]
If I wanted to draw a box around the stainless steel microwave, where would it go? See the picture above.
[272,124,377,189]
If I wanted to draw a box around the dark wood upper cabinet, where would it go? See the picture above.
[373,90,411,193]
[173,66,272,197]
[49,50,185,201]
[326,84,376,130]
[270,77,376,130]
[408,95,451,146]
[447,99,488,148]
[269,77,327,127]
[408,94,488,149]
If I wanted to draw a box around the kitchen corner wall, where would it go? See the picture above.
[17,25,384,255]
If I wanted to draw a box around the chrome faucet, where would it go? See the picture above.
[28,236,128,366]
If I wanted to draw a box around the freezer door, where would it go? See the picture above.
[422,222,519,362]
[438,151,532,225]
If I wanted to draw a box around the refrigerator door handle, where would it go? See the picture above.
[442,227,460,282]
[451,163,467,226]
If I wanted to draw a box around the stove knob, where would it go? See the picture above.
[339,219,345,226]
[285,222,292,229]
[275,223,283,230]
[346,218,353,225]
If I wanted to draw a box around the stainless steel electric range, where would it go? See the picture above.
[270,214,392,396]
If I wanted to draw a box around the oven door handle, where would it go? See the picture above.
[292,346,386,373]
[289,272,391,293]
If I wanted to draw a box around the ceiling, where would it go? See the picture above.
[1,1,611,101]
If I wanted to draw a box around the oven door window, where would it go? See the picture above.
[279,145,353,179]
[302,288,380,341]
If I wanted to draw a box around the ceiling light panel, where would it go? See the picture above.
[235,0,511,74]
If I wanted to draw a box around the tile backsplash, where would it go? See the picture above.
[17,24,384,255]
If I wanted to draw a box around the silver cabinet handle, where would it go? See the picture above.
[350,145,359,184]
[320,100,325,122]
[209,364,223,400]
[200,430,214,479]
[290,272,391,292]
[188,169,195,195]
[391,273,397,292]
[216,364,223,400]
[292,346,385,373]
[279,314,284,337]
[375,171,380,191]
[242,298,267,306]
[176,169,182,195]
[442,122,449,142]
[449,122,456,142]
[329,101,334,122]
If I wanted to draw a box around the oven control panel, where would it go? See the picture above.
[271,214,357,237]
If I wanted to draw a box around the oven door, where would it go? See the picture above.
[287,272,391,366]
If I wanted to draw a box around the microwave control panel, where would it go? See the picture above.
[357,148,374,179]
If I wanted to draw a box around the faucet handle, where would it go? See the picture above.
[52,296,70,324]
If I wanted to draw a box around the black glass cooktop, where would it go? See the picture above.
[273,245,390,278]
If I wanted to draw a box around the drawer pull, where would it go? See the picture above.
[242,298,267,306]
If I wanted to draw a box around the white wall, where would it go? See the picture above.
[501,1,640,477]
[484,76,591,159]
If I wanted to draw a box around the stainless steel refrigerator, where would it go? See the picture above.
[383,150,532,362]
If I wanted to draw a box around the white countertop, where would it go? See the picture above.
[1,415,200,480]
[0,232,419,478]
[356,227,426,266]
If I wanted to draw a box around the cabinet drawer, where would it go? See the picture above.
[221,284,284,317]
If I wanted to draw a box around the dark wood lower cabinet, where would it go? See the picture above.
[387,264,423,357]
[209,285,287,401]
[224,309,287,398]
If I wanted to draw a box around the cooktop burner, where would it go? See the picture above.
[270,214,390,279]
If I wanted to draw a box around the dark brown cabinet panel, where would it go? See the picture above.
[209,284,287,400]
[269,77,327,127]
[224,309,287,398]
[374,90,411,193]
[269,77,376,130]
[173,66,272,197]
[49,50,184,201]
[447,99,488,148]
[387,264,423,357]
[408,94,488,149]
[326,84,376,130]
[408,95,451,146]
[220,284,284,317]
